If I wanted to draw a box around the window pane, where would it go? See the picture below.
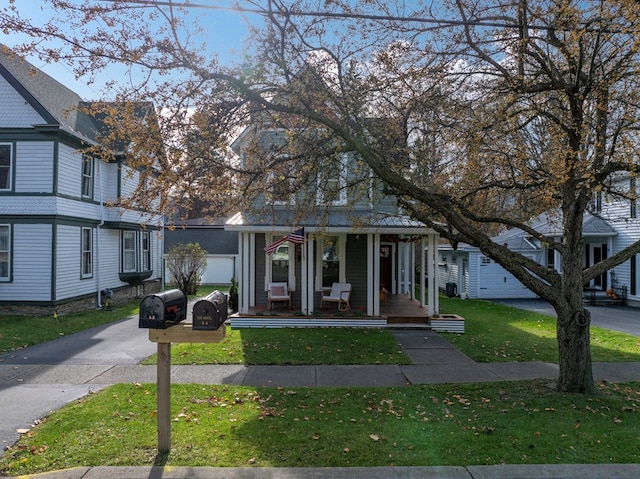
[271,242,289,282]
[81,229,92,276]
[142,232,151,270]
[123,232,136,272]
[0,225,8,278]
[0,145,11,189]
[82,156,93,197]
[0,227,8,251]
[322,236,339,287]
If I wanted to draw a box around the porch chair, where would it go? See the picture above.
[267,282,291,310]
[321,282,352,311]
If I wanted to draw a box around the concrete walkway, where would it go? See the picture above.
[2,309,640,478]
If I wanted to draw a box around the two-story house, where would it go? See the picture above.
[0,49,164,314]
[226,119,440,322]
[438,190,639,308]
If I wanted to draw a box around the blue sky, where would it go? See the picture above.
[6,0,258,100]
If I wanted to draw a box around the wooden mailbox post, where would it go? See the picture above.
[148,324,226,453]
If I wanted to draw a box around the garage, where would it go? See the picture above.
[476,256,538,299]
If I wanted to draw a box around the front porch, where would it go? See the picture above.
[230,293,428,328]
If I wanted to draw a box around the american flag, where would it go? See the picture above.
[264,228,305,255]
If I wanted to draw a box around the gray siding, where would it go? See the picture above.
[0,76,45,127]
[55,224,97,300]
[0,223,53,301]
[345,234,368,309]
[57,143,82,198]
[15,142,54,193]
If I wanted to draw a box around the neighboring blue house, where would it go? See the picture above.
[0,49,164,314]
[439,205,639,307]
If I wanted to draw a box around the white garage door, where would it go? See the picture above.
[477,256,537,299]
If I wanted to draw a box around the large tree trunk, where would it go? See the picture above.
[555,202,595,394]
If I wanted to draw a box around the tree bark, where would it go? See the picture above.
[555,200,595,393]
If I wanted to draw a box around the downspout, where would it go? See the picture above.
[96,158,104,308]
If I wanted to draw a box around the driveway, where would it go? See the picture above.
[494,299,640,337]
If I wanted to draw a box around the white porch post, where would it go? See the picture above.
[427,233,439,316]
[249,233,255,308]
[304,236,315,315]
[238,232,252,314]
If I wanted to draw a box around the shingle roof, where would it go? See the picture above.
[0,47,152,146]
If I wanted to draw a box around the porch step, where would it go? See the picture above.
[230,317,387,328]
[386,316,429,325]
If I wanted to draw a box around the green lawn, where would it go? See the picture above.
[0,285,224,355]
[439,297,640,363]
[2,292,640,474]
[1,380,639,475]
[144,328,411,365]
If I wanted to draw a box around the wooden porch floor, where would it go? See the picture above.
[239,293,429,324]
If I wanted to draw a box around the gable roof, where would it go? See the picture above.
[441,211,618,253]
[0,47,93,136]
[0,47,156,149]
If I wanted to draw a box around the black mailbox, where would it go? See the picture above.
[192,290,228,330]
[139,289,188,329]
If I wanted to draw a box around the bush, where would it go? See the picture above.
[166,242,207,295]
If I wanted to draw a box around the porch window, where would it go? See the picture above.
[0,225,10,280]
[269,236,291,284]
[81,227,93,278]
[0,143,12,191]
[316,235,345,289]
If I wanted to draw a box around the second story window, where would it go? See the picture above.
[317,153,348,206]
[0,144,12,191]
[82,155,93,198]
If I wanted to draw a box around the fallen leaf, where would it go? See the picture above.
[248,457,256,464]
[16,429,30,434]
[369,434,380,442]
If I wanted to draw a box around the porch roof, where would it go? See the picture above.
[225,209,437,235]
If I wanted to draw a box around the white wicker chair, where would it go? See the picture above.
[321,282,351,311]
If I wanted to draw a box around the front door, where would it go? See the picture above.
[589,244,608,290]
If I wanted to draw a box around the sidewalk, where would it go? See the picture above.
[2,318,640,478]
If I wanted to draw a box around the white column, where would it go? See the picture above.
[303,236,315,315]
[239,232,251,314]
[427,233,438,316]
